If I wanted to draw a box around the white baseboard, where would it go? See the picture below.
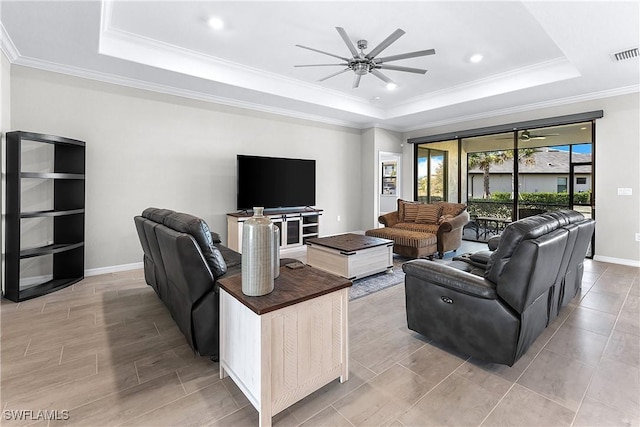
[85,262,143,277]
[593,255,640,268]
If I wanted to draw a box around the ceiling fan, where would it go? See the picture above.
[294,27,435,89]
[498,130,561,141]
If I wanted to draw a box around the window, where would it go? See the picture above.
[576,177,587,185]
[557,177,568,193]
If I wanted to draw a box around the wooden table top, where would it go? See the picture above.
[306,233,393,253]
[217,265,352,315]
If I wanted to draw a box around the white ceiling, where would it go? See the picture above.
[1,1,638,131]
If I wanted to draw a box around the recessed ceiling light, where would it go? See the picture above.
[386,82,397,90]
[469,53,484,63]
[207,16,224,30]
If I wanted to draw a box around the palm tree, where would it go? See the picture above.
[469,149,538,198]
[468,151,511,198]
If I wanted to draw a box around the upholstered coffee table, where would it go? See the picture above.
[306,233,394,280]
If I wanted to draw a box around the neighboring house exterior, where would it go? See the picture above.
[467,149,592,198]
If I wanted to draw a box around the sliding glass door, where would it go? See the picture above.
[413,120,595,253]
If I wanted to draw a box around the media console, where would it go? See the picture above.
[226,208,322,253]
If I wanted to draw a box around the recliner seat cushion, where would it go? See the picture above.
[163,212,228,278]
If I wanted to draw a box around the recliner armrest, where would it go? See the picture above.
[403,259,497,299]
[487,235,501,251]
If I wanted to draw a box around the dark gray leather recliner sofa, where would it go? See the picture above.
[134,208,236,360]
[402,210,595,366]
[134,208,296,360]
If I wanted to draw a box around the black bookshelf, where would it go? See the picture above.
[4,131,86,302]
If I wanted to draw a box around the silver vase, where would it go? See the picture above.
[242,207,278,296]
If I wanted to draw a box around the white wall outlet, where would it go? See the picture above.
[636,233,640,242]
[337,215,341,222]
[617,187,633,196]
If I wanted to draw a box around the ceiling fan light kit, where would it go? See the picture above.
[295,27,435,89]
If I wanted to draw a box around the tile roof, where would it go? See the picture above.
[468,149,592,174]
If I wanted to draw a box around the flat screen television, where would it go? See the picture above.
[236,155,316,210]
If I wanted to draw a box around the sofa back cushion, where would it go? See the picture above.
[495,228,568,313]
[162,212,228,278]
[485,215,565,284]
[437,202,467,217]
[142,207,176,224]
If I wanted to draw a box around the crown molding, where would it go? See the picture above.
[388,57,581,120]
[401,84,640,134]
[0,21,19,61]
[98,23,384,120]
[11,55,365,130]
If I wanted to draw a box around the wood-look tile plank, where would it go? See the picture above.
[48,372,186,427]
[1,347,63,381]
[3,363,138,415]
[120,381,238,427]
[1,354,97,403]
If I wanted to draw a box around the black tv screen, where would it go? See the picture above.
[237,155,316,210]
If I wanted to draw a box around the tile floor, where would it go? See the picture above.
[1,258,638,426]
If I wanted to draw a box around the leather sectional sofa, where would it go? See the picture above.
[134,207,292,360]
[402,210,595,366]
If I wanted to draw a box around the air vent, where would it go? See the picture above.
[610,47,639,62]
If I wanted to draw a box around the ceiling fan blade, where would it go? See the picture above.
[295,44,349,61]
[365,29,405,59]
[375,49,436,63]
[377,64,427,74]
[352,74,362,88]
[318,68,351,82]
[371,69,396,85]
[336,27,359,57]
[294,63,348,67]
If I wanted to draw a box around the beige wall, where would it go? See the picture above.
[404,92,640,266]
[4,62,639,271]
[9,66,364,271]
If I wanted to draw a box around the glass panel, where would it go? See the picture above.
[416,141,455,203]
[463,132,515,228]
[429,150,446,202]
[517,122,593,217]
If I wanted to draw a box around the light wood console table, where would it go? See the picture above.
[218,265,352,427]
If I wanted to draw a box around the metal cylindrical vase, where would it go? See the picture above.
[273,226,280,279]
[242,207,275,296]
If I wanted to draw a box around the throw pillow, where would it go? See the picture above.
[416,204,442,224]
[404,203,420,222]
[397,199,421,222]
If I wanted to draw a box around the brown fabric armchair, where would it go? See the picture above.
[375,200,470,258]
